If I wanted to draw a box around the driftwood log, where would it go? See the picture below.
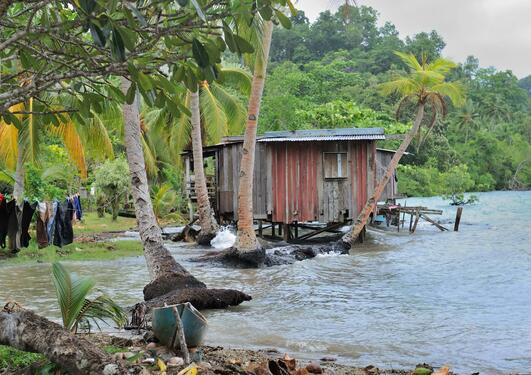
[0,303,141,374]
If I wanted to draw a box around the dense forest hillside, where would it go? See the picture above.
[259,5,531,196]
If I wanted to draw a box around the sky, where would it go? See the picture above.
[296,0,531,78]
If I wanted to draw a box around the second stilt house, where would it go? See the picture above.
[183,128,397,232]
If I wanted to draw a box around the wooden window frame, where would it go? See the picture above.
[323,152,348,180]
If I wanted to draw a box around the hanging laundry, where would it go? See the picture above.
[0,194,7,249]
[6,199,21,253]
[53,202,64,247]
[62,198,75,246]
[36,202,49,249]
[20,201,37,248]
[47,200,58,245]
[73,194,83,221]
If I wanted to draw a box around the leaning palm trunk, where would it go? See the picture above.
[190,89,219,244]
[120,77,250,307]
[232,21,273,266]
[341,103,425,247]
[0,306,136,374]
[12,140,24,200]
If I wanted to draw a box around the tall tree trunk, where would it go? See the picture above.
[120,77,250,307]
[232,21,273,266]
[341,103,425,247]
[12,139,24,201]
[121,77,185,281]
[190,88,219,245]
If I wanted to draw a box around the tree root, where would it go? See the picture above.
[193,243,349,268]
[144,288,252,311]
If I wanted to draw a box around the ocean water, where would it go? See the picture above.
[1,190,529,374]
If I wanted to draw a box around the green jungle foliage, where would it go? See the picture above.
[262,5,531,196]
[93,158,130,220]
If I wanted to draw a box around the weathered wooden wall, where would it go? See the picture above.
[270,141,375,223]
[375,150,397,202]
[216,142,268,221]
[215,140,377,224]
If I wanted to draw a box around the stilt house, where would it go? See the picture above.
[184,128,397,229]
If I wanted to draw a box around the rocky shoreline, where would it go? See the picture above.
[13,333,450,375]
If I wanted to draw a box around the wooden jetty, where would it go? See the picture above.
[375,202,449,233]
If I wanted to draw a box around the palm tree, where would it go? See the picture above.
[142,68,250,243]
[232,20,274,266]
[120,77,250,307]
[454,99,479,143]
[342,51,464,247]
[190,87,219,244]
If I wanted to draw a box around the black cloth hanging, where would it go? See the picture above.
[6,199,20,253]
[53,203,64,248]
[20,201,37,248]
[61,199,74,246]
[0,194,7,249]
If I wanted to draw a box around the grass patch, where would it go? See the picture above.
[0,345,46,370]
[74,212,137,235]
[1,240,143,265]
[103,345,128,354]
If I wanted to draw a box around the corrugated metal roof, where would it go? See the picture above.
[259,127,385,142]
[260,134,385,142]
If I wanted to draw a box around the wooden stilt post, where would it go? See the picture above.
[294,221,298,239]
[408,212,414,232]
[271,222,275,237]
[283,223,289,242]
[397,208,400,232]
[278,223,282,236]
[454,207,463,232]
[171,306,190,365]
[258,220,263,237]
[411,208,420,234]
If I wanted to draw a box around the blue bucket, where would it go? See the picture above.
[152,302,208,348]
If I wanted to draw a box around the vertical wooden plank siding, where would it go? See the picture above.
[214,139,378,224]
[271,142,320,223]
[349,141,368,216]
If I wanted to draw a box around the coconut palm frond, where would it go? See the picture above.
[51,120,87,179]
[51,262,95,332]
[141,135,159,177]
[394,51,423,71]
[379,77,420,97]
[233,14,265,70]
[431,81,465,107]
[78,294,128,331]
[169,95,192,162]
[84,112,115,160]
[210,83,247,135]
[200,84,228,145]
[0,120,19,170]
[427,58,458,76]
[0,169,15,184]
[218,66,252,96]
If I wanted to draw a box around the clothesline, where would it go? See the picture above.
[0,193,83,254]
